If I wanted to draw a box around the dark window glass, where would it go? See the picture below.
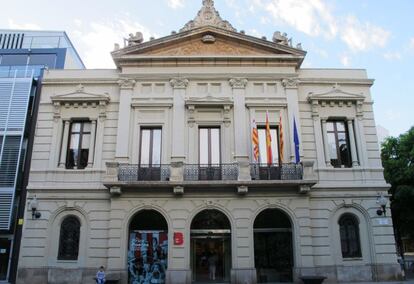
[66,121,91,169]
[339,214,362,258]
[140,128,162,166]
[29,54,56,68]
[199,127,220,165]
[58,216,80,260]
[326,121,351,168]
[0,54,28,65]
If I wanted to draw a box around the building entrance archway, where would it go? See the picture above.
[190,209,232,283]
[254,209,294,283]
[128,210,168,284]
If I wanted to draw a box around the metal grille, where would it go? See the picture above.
[251,163,303,180]
[118,164,170,182]
[0,33,24,49]
[0,135,22,187]
[0,190,13,230]
[58,216,80,260]
[184,164,238,181]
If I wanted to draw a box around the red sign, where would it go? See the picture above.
[174,232,184,245]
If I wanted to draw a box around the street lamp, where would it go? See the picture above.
[376,193,388,216]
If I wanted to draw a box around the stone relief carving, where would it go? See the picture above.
[282,78,300,88]
[118,78,137,89]
[170,78,189,89]
[229,78,248,89]
[180,0,236,32]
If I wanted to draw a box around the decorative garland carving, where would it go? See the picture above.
[229,78,248,89]
[170,78,189,89]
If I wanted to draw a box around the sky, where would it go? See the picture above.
[1,0,413,136]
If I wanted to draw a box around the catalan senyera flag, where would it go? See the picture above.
[265,111,273,165]
[279,112,285,163]
[252,119,260,163]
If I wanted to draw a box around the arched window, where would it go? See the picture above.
[339,214,361,258]
[58,216,80,260]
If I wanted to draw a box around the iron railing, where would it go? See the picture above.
[183,164,238,181]
[250,163,303,180]
[118,164,170,182]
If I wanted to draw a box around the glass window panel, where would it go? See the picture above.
[152,129,162,166]
[338,132,347,146]
[30,36,60,48]
[140,130,151,165]
[79,149,89,169]
[210,128,220,165]
[327,133,338,159]
[270,129,279,164]
[69,134,80,149]
[72,123,81,132]
[29,54,57,68]
[81,134,90,149]
[326,122,334,132]
[336,121,345,132]
[0,54,28,65]
[199,129,209,164]
[82,122,91,133]
[258,129,267,164]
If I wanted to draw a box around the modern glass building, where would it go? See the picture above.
[0,29,84,283]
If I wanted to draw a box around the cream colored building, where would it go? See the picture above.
[17,1,401,283]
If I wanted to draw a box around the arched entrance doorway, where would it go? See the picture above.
[128,210,168,284]
[254,209,294,283]
[191,209,231,283]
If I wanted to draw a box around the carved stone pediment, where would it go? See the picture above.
[51,84,110,105]
[308,85,365,103]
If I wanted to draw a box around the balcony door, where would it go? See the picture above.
[139,128,162,180]
[199,127,221,180]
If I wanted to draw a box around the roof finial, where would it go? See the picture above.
[180,0,236,32]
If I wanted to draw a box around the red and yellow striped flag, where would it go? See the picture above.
[265,111,273,165]
[252,119,260,162]
[279,112,285,163]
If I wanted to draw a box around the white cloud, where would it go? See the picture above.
[410,37,414,49]
[340,54,350,67]
[167,0,185,9]
[72,18,154,69]
[340,15,390,52]
[259,0,337,38]
[8,19,42,30]
[383,52,401,61]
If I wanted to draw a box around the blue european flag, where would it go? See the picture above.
[293,117,300,164]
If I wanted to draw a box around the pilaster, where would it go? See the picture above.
[115,78,136,163]
[347,119,359,167]
[58,120,70,168]
[321,119,331,167]
[170,78,188,164]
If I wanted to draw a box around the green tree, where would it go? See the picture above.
[381,126,414,252]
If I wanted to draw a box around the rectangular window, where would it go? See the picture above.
[140,128,162,166]
[257,127,280,165]
[66,121,91,169]
[327,121,351,168]
[29,54,57,69]
[199,127,220,165]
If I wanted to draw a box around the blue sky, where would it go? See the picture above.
[2,0,413,136]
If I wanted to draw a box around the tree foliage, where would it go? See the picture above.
[381,126,414,239]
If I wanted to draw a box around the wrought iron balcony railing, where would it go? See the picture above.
[183,164,239,181]
[118,164,170,182]
[250,163,303,180]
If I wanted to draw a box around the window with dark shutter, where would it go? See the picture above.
[66,121,91,169]
[58,216,80,260]
[339,214,362,258]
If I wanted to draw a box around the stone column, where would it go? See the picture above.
[115,78,136,163]
[87,120,97,168]
[49,106,63,169]
[347,119,359,167]
[283,78,302,162]
[321,119,331,167]
[310,101,325,168]
[229,78,250,181]
[354,102,369,167]
[59,120,70,168]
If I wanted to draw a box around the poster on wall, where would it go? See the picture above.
[128,231,168,284]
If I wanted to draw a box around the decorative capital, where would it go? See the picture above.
[118,78,136,89]
[282,78,299,89]
[170,78,189,89]
[229,78,248,89]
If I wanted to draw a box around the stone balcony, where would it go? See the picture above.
[103,161,317,196]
